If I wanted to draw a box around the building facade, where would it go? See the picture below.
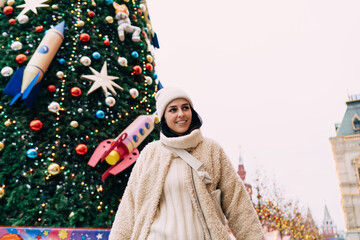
[329,98,360,240]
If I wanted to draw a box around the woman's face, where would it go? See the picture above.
[164,98,192,135]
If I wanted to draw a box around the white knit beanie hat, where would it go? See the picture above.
[155,87,193,119]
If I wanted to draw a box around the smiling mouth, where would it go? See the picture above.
[176,120,187,124]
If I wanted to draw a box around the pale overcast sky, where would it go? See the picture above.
[146,0,360,230]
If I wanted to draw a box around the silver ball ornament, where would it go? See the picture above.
[56,71,64,78]
[117,57,128,67]
[17,15,29,24]
[11,41,22,50]
[105,96,116,107]
[145,76,153,85]
[129,88,139,98]
[1,66,13,77]
[48,101,60,113]
[80,56,91,66]
[139,4,146,11]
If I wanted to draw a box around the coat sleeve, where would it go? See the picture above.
[108,144,151,240]
[216,145,265,240]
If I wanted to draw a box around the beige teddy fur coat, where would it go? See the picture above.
[109,129,265,240]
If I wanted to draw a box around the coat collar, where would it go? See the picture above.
[160,129,203,149]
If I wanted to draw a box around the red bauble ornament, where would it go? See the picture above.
[131,14,137,21]
[4,6,14,15]
[141,31,146,37]
[75,144,88,155]
[133,65,142,75]
[30,120,43,131]
[71,87,82,97]
[79,33,90,42]
[35,25,44,32]
[48,85,56,92]
[16,54,27,64]
[88,11,95,17]
[9,19,16,25]
[146,63,153,72]
[137,9,142,15]
[104,39,110,46]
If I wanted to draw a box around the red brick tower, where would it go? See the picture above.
[237,150,253,198]
[322,205,338,239]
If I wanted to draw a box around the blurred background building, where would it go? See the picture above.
[330,95,360,240]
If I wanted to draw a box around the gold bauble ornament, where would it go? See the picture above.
[4,120,11,126]
[77,20,85,27]
[146,55,153,63]
[7,0,15,6]
[0,142,4,151]
[146,23,152,31]
[105,16,113,24]
[0,187,4,198]
[70,121,78,128]
[47,163,60,175]
[51,4,58,9]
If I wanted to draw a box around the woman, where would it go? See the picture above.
[109,87,265,240]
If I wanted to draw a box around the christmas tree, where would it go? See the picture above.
[0,0,159,227]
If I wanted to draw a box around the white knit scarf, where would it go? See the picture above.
[160,129,213,184]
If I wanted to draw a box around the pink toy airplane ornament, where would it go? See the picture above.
[88,114,159,181]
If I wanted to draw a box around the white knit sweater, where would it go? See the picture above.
[147,157,204,240]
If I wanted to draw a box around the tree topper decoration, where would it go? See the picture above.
[81,61,123,96]
[16,0,50,18]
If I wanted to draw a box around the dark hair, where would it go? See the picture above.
[160,106,203,138]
